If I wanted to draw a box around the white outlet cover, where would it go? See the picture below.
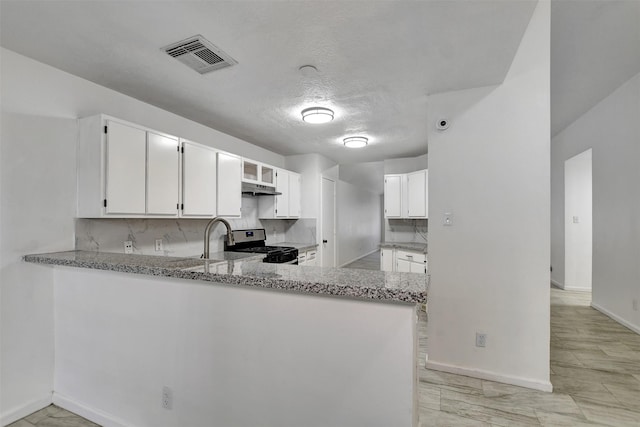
[443,212,454,226]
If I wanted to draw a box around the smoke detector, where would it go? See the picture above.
[162,35,237,74]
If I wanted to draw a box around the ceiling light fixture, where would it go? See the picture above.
[343,136,368,148]
[301,107,334,124]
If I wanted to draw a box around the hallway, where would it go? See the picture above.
[418,287,640,426]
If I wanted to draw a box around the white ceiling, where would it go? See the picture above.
[2,1,637,164]
[551,0,640,137]
[0,0,537,164]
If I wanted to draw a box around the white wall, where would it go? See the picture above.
[53,267,417,427]
[426,1,551,391]
[336,180,382,266]
[0,48,289,422]
[384,154,428,174]
[0,114,77,424]
[551,72,640,333]
[1,49,284,167]
[563,149,592,291]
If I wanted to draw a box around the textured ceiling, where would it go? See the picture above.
[551,0,640,136]
[0,0,537,164]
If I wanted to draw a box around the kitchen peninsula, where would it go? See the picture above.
[24,250,427,427]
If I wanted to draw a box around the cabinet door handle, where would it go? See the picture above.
[322,239,328,243]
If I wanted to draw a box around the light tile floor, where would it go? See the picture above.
[8,405,99,427]
[11,287,640,427]
[342,250,381,270]
[418,287,640,426]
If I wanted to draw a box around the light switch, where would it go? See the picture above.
[443,212,453,226]
[573,216,580,224]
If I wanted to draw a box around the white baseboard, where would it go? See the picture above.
[425,360,553,393]
[591,302,640,335]
[550,279,563,289]
[551,279,591,292]
[1,394,52,426]
[53,393,132,427]
[563,285,591,292]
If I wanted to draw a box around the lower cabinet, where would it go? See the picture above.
[298,248,318,266]
[381,248,394,272]
[380,248,427,273]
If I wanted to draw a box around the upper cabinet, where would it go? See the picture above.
[258,169,301,219]
[78,115,180,218]
[181,140,217,217]
[242,159,275,187]
[384,169,428,219]
[77,114,243,219]
[217,152,242,217]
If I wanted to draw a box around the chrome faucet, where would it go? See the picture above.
[203,217,234,259]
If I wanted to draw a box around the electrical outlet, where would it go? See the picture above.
[123,241,133,254]
[155,239,163,252]
[476,332,487,348]
[633,299,638,311]
[443,212,453,226]
[161,386,173,410]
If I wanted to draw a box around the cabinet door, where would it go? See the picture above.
[407,170,427,218]
[306,250,317,266]
[147,132,179,215]
[410,261,427,274]
[381,248,394,271]
[182,141,217,217]
[384,175,403,218]
[288,172,301,218]
[396,258,412,273]
[217,152,242,217]
[105,120,146,214]
[275,170,289,218]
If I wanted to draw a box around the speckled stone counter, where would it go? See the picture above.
[24,250,428,304]
[380,242,427,253]
[272,242,318,252]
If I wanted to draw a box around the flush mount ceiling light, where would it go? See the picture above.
[301,107,334,124]
[343,136,368,148]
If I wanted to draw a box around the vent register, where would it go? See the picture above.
[162,35,237,74]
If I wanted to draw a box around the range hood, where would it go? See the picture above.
[241,182,281,196]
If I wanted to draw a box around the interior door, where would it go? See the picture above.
[321,177,336,268]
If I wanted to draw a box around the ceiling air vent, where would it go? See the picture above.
[162,35,237,74]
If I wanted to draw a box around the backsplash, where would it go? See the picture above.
[76,197,317,257]
[384,219,428,244]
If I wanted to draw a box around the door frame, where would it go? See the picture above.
[320,176,336,268]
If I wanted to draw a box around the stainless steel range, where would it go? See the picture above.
[225,228,298,264]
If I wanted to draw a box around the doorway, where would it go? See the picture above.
[564,148,592,291]
[321,177,336,268]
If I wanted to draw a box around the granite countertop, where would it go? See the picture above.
[379,242,428,253]
[24,250,427,304]
[271,242,318,252]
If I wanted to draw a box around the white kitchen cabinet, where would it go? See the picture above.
[380,248,394,272]
[381,247,427,273]
[242,159,275,187]
[298,248,318,266]
[147,131,180,215]
[258,169,301,219]
[383,169,428,219]
[181,140,217,217]
[407,169,428,218]
[104,120,147,215]
[217,152,242,217]
[77,115,180,218]
[396,249,427,273]
[384,175,404,218]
